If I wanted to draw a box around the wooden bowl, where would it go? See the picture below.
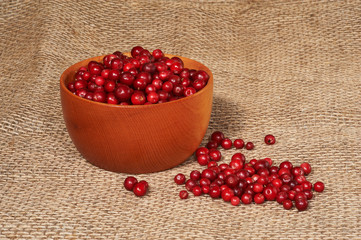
[60,54,213,173]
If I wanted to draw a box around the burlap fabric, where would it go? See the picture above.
[1,0,360,239]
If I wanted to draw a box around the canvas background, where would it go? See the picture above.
[1,0,360,239]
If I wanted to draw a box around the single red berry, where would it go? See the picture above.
[185,179,197,191]
[295,198,308,211]
[264,158,273,166]
[195,147,209,157]
[283,199,293,210]
[201,185,210,194]
[197,154,210,166]
[280,161,293,169]
[245,142,254,150]
[201,169,217,181]
[221,188,234,202]
[133,181,148,197]
[206,141,218,150]
[209,149,222,162]
[301,181,312,191]
[209,186,221,198]
[210,131,225,145]
[124,176,138,191]
[276,191,288,204]
[287,190,296,200]
[231,153,246,163]
[225,174,239,188]
[174,173,186,185]
[304,190,313,200]
[300,162,312,175]
[233,139,244,149]
[253,183,264,193]
[221,138,232,150]
[192,186,202,196]
[207,161,218,168]
[254,193,265,204]
[291,167,305,176]
[241,193,253,204]
[179,190,189,199]
[264,134,276,145]
[199,178,211,187]
[146,91,159,104]
[229,159,244,171]
[263,186,277,201]
[131,91,146,105]
[314,181,325,192]
[231,196,240,206]
[190,170,201,181]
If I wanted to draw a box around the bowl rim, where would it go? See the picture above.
[60,53,213,109]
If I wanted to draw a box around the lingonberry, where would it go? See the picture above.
[192,186,202,196]
[133,181,148,197]
[124,176,138,191]
[233,139,244,149]
[254,193,265,204]
[210,131,225,145]
[174,173,186,185]
[190,170,201,181]
[241,193,253,204]
[245,142,254,150]
[264,134,276,145]
[221,138,232,149]
[314,181,325,192]
[300,162,312,175]
[197,154,210,166]
[231,196,240,206]
[283,199,293,210]
[295,198,308,211]
[179,190,189,199]
[209,149,222,161]
[185,179,197,191]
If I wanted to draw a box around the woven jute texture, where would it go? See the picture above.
[1,0,361,239]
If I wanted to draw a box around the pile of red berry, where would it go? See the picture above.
[67,46,210,105]
[175,132,325,211]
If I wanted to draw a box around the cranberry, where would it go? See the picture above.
[184,87,197,96]
[254,193,265,204]
[264,158,273,166]
[295,199,308,211]
[287,190,296,201]
[131,46,143,57]
[147,92,159,104]
[106,93,118,104]
[202,185,210,194]
[199,178,211,187]
[179,190,189,199]
[229,159,244,171]
[253,183,264,193]
[301,181,312,191]
[241,193,253,204]
[201,169,217,181]
[190,170,201,181]
[174,173,186,185]
[264,134,276,145]
[245,142,254,150]
[225,174,239,188]
[304,190,313,200]
[231,153,246,163]
[291,167,305,176]
[314,181,325,192]
[152,49,164,59]
[221,138,232,150]
[300,162,312,175]
[76,89,87,98]
[104,80,116,92]
[124,176,138,191]
[93,91,106,103]
[207,161,218,168]
[295,192,307,201]
[280,161,293,169]
[115,84,132,102]
[234,139,245,149]
[119,72,134,85]
[133,78,147,90]
[162,81,173,92]
[210,131,225,145]
[283,199,293,210]
[133,181,148,197]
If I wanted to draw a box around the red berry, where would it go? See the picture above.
[314,181,325,192]
[124,176,138,191]
[300,162,312,175]
[221,188,234,202]
[206,141,218,150]
[254,193,265,204]
[233,139,244,149]
[197,154,210,166]
[190,170,201,181]
[241,193,253,204]
[185,179,197,191]
[264,134,276,145]
[209,149,221,161]
[179,190,189,199]
[295,198,308,211]
[133,181,148,197]
[131,91,146,105]
[221,138,232,150]
[209,186,221,198]
[283,199,293,210]
[174,173,186,185]
[231,196,240,206]
[195,147,209,157]
[276,192,288,204]
[245,142,254,150]
[263,186,277,201]
[192,186,202,196]
[253,183,264,193]
[210,131,225,145]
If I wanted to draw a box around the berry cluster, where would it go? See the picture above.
[124,176,149,197]
[175,132,325,211]
[67,46,210,105]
